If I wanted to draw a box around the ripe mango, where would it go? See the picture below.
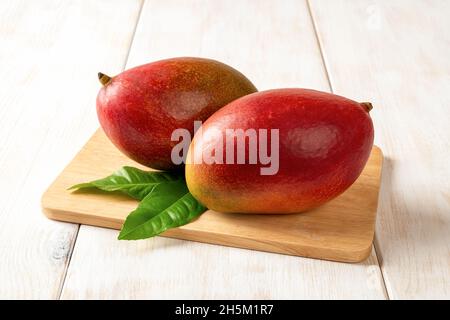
[96,57,257,170]
[185,89,374,213]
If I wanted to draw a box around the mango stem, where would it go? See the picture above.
[98,72,112,86]
[360,102,373,113]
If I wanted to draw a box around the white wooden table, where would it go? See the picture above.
[0,0,449,299]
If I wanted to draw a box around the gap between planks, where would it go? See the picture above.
[56,0,146,300]
[306,0,389,299]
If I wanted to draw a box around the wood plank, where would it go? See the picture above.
[63,227,386,299]
[61,0,387,299]
[309,0,450,299]
[0,0,142,299]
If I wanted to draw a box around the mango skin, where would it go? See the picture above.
[97,57,257,170]
[186,89,374,214]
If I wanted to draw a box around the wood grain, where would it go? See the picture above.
[0,0,142,299]
[42,129,383,262]
[59,0,388,299]
[309,0,450,299]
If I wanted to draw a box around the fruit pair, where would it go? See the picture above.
[97,57,374,213]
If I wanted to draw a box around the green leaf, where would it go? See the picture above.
[68,166,181,200]
[118,180,207,240]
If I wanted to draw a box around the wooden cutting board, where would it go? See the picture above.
[42,129,383,263]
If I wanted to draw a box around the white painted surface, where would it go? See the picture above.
[0,0,142,298]
[61,0,386,300]
[62,227,386,299]
[0,0,448,299]
[309,0,450,299]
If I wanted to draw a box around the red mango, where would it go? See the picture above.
[185,89,374,213]
[96,57,257,170]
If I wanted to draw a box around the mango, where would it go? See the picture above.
[185,89,374,213]
[96,57,257,170]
